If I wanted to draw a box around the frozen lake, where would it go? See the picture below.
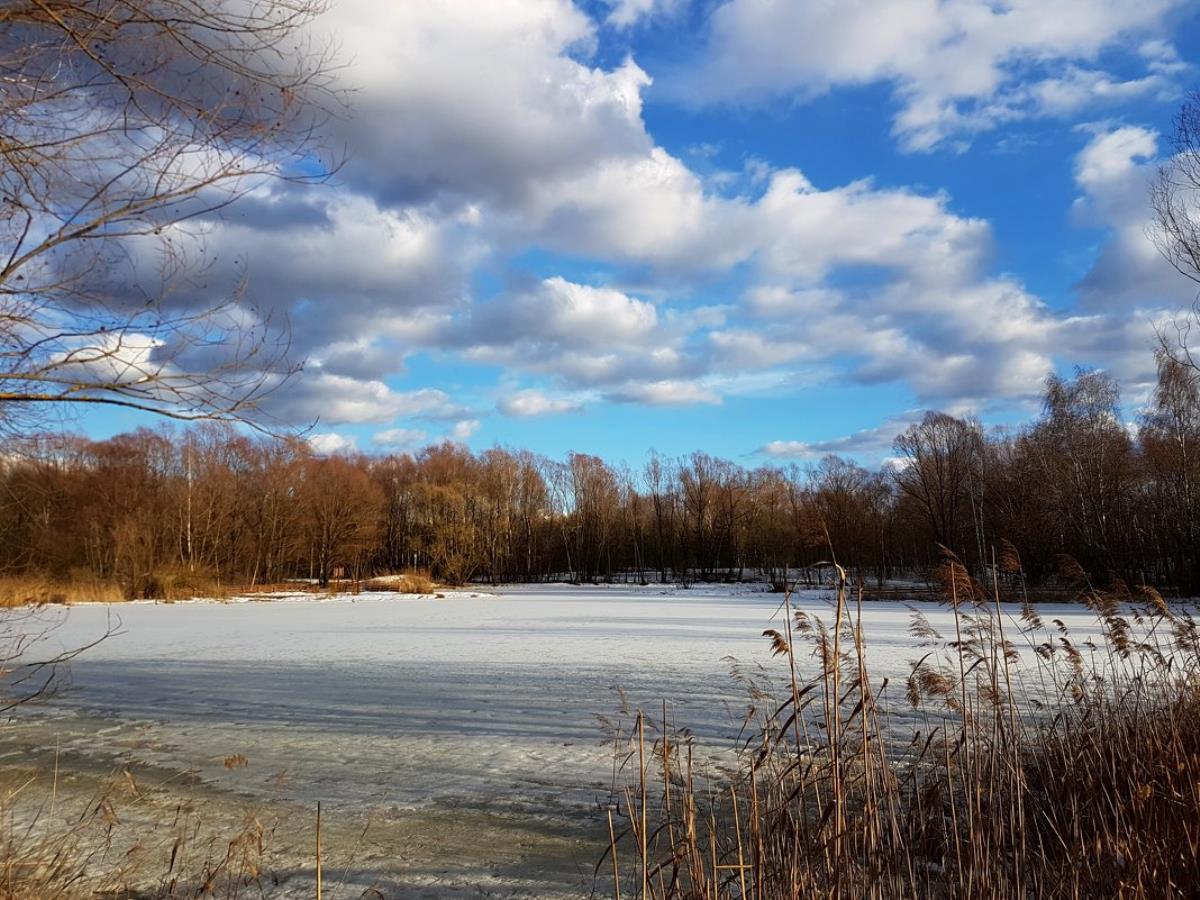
[13,585,809,812]
[0,584,1125,897]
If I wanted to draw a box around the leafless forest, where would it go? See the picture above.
[0,350,1196,598]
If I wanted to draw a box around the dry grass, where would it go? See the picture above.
[0,576,125,608]
[363,569,437,595]
[0,574,396,606]
[134,568,231,602]
[0,570,237,606]
[601,550,1200,899]
[0,770,277,900]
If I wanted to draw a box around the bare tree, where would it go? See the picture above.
[892,412,982,557]
[1141,351,1200,592]
[1154,92,1200,286]
[1153,91,1200,378]
[296,455,382,587]
[3,371,1200,594]
[0,0,337,433]
[1029,370,1137,579]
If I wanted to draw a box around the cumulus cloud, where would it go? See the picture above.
[185,183,476,354]
[1028,67,1169,117]
[508,148,758,269]
[605,380,721,406]
[70,0,1193,442]
[1072,124,1194,309]
[450,419,481,440]
[498,389,584,417]
[604,0,683,28]
[140,0,762,425]
[315,0,654,209]
[759,412,926,461]
[49,331,166,388]
[753,169,990,283]
[266,376,472,426]
[80,0,681,429]
[726,167,1057,406]
[469,277,658,350]
[719,151,1172,409]
[372,420,478,449]
[308,432,357,455]
[372,427,428,449]
[672,0,1186,151]
[453,277,709,391]
[412,129,1173,414]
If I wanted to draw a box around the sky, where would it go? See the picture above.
[80,0,1200,466]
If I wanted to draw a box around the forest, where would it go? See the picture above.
[1,348,1197,598]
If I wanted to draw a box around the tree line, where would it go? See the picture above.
[0,349,1197,596]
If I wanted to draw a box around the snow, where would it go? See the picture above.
[15,585,1133,806]
[1,584,1169,896]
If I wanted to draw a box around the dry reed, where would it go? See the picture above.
[600,550,1200,899]
[0,571,443,607]
[362,570,437,595]
[0,576,125,608]
[0,769,278,899]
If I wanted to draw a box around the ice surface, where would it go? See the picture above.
[1,584,1143,896]
[7,585,1171,897]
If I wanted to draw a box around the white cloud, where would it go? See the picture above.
[1028,67,1168,117]
[496,277,659,348]
[720,154,1170,408]
[605,380,721,406]
[1075,125,1157,194]
[83,0,682,428]
[708,329,809,369]
[604,0,682,28]
[758,440,811,459]
[372,427,428,449]
[372,420,477,448]
[723,165,1070,405]
[67,1,1191,437]
[674,0,1186,150]
[308,432,357,455]
[456,277,706,390]
[759,411,943,461]
[317,0,653,209]
[753,169,989,284]
[187,185,474,354]
[50,331,165,388]
[268,376,471,426]
[450,419,481,440]
[1072,124,1195,309]
[498,389,584,417]
[510,147,758,269]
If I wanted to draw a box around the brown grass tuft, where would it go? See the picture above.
[363,569,437,595]
[0,575,124,607]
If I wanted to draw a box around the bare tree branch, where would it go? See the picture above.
[1153,91,1200,378]
[0,0,341,436]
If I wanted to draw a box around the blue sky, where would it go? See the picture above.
[80,0,1200,466]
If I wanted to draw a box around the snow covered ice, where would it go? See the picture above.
[1,584,1131,897]
[16,585,1126,808]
